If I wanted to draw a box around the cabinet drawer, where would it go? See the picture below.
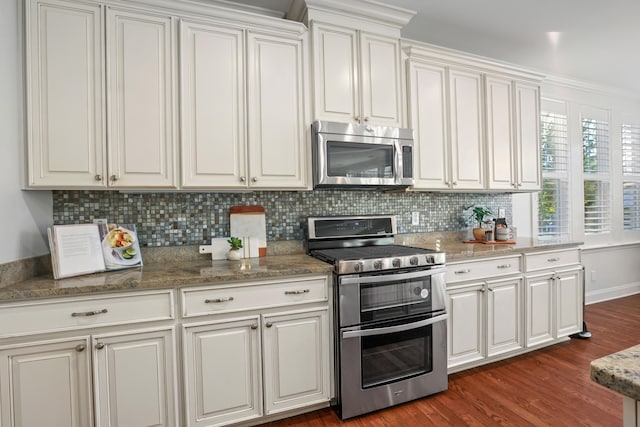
[525,249,581,272]
[181,276,328,317]
[0,290,175,338]
[446,256,521,284]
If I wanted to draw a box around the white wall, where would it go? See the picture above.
[0,0,52,264]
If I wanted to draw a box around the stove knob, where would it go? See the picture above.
[373,260,383,270]
[354,262,363,273]
[392,258,401,268]
[409,256,419,266]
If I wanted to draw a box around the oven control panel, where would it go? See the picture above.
[336,252,445,275]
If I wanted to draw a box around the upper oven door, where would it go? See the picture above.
[338,267,446,327]
[314,132,402,187]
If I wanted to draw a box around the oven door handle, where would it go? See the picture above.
[340,267,446,285]
[342,313,448,339]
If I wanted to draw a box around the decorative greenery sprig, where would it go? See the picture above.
[227,237,243,250]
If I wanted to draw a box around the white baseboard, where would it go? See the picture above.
[586,282,640,305]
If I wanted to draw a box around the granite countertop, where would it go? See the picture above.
[0,235,582,304]
[591,344,640,400]
[0,255,333,304]
[396,234,582,262]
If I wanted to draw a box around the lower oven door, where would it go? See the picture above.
[338,312,448,419]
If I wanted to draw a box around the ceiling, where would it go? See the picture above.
[219,0,640,97]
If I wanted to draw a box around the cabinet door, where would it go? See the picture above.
[311,22,359,124]
[448,68,485,189]
[486,277,523,357]
[485,75,516,190]
[247,32,308,189]
[525,272,554,346]
[182,317,262,427]
[26,0,105,188]
[93,328,177,427]
[0,337,92,427]
[180,20,246,189]
[407,61,451,189]
[106,8,177,188]
[262,309,330,415]
[555,268,583,338]
[446,283,484,368]
[515,82,542,190]
[359,32,403,126]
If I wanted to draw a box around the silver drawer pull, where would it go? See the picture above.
[71,309,108,317]
[497,264,511,269]
[284,289,310,295]
[547,257,560,262]
[454,269,471,274]
[205,297,234,303]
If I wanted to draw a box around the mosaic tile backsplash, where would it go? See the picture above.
[53,191,512,247]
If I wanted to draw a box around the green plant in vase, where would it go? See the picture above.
[227,237,243,260]
[464,205,494,241]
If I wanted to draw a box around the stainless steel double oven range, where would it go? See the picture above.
[306,215,448,419]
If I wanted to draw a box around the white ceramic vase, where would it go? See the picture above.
[227,249,241,260]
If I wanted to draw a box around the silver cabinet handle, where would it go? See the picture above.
[240,176,246,182]
[95,342,105,350]
[354,116,360,122]
[76,344,86,352]
[497,264,511,269]
[94,174,102,181]
[251,177,258,183]
[454,269,471,275]
[265,322,273,328]
[480,288,486,293]
[205,297,234,304]
[110,175,118,181]
[547,257,560,262]
[250,323,258,330]
[71,309,108,317]
[284,289,309,295]
[364,117,369,122]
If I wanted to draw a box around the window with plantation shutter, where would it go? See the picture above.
[538,107,570,240]
[582,117,610,234]
[622,124,640,231]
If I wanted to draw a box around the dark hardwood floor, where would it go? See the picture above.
[264,293,640,426]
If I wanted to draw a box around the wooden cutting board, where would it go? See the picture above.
[230,206,267,257]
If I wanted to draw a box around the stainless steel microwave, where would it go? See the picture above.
[311,121,414,189]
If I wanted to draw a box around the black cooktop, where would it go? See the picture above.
[311,244,437,262]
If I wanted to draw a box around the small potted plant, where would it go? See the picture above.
[464,205,494,241]
[226,237,243,260]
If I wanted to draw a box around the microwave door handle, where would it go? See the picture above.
[340,267,446,286]
[342,313,448,339]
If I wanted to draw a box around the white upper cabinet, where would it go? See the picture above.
[180,20,245,188]
[179,21,308,190]
[514,82,542,190]
[311,22,403,127]
[485,76,542,191]
[485,75,516,190]
[448,68,485,190]
[407,61,450,189]
[26,0,105,188]
[405,44,543,192]
[106,8,178,189]
[246,31,309,189]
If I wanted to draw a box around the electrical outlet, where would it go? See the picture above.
[93,218,107,225]
[498,208,506,218]
[411,211,420,226]
[591,270,597,282]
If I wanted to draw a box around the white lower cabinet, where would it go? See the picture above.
[183,317,262,427]
[93,328,177,427]
[525,267,583,346]
[0,338,93,427]
[181,276,331,426]
[447,276,523,369]
[0,328,177,427]
[262,309,330,415]
[0,290,178,427]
